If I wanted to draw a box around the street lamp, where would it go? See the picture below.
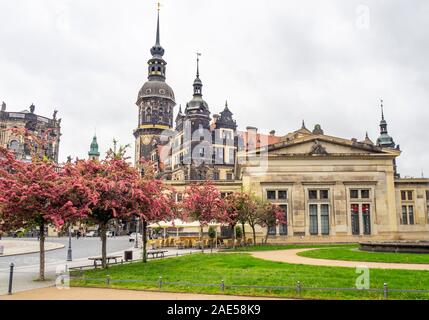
[134,217,139,249]
[67,225,72,261]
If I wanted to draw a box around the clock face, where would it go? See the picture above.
[142,136,151,145]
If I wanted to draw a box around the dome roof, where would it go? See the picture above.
[186,95,209,113]
[137,80,175,103]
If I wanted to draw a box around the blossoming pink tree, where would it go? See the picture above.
[0,148,94,280]
[181,181,226,252]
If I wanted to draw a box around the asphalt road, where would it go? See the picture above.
[0,236,131,270]
[0,236,133,296]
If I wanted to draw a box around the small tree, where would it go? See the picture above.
[257,202,287,244]
[182,181,226,252]
[208,226,217,247]
[74,151,139,268]
[224,193,244,249]
[132,178,176,263]
[226,192,258,246]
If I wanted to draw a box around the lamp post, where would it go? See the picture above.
[134,217,139,249]
[67,225,72,261]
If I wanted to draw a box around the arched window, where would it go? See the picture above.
[9,140,20,153]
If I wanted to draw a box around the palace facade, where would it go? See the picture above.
[134,11,429,242]
[0,102,61,163]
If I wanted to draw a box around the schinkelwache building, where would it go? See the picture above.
[133,9,429,243]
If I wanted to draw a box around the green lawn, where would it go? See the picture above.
[71,253,429,300]
[298,246,429,264]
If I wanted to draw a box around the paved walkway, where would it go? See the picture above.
[0,287,285,300]
[0,240,64,257]
[251,249,429,270]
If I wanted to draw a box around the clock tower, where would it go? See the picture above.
[134,6,176,168]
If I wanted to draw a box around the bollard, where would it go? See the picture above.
[296,281,302,297]
[106,275,111,286]
[159,276,163,289]
[8,263,14,295]
[383,283,388,300]
[221,280,225,292]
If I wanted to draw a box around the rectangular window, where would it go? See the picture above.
[408,206,414,225]
[213,172,220,180]
[401,191,407,201]
[351,204,360,235]
[320,190,329,200]
[268,225,277,236]
[426,190,429,201]
[267,191,276,200]
[427,205,429,224]
[362,204,371,235]
[407,191,413,201]
[226,173,233,181]
[278,190,288,200]
[320,204,330,235]
[402,206,408,225]
[361,190,370,199]
[279,205,288,235]
[309,190,318,200]
[350,190,359,199]
[309,204,318,235]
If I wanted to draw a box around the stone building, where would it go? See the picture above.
[134,10,429,242]
[0,102,61,162]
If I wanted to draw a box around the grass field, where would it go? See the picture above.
[71,253,429,300]
[298,245,429,264]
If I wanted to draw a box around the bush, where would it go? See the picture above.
[235,226,243,239]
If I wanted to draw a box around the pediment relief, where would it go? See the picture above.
[266,136,391,156]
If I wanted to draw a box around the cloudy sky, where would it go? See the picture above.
[0,0,428,177]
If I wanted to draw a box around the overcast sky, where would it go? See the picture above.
[0,0,428,177]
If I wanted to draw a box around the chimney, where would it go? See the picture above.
[213,114,220,124]
[246,126,258,133]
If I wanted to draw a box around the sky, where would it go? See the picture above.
[0,0,428,177]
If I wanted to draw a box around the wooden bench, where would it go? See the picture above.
[147,250,168,259]
[88,255,122,268]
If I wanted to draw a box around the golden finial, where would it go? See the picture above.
[157,1,161,12]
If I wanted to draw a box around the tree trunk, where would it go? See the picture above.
[265,228,270,244]
[251,225,256,246]
[39,221,45,281]
[231,224,236,249]
[100,223,108,269]
[241,222,246,246]
[200,225,204,253]
[142,219,148,263]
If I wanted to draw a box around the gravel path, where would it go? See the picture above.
[0,287,286,300]
[251,249,429,270]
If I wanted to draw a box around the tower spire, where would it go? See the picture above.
[150,2,164,58]
[193,53,203,96]
[196,52,201,78]
[376,99,396,148]
[156,2,161,46]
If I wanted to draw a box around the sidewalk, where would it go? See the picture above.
[0,286,285,300]
[0,240,64,257]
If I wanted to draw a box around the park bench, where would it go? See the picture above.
[147,250,168,259]
[88,255,122,268]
